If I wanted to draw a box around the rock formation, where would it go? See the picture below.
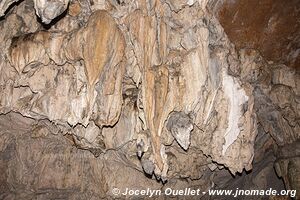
[0,0,299,199]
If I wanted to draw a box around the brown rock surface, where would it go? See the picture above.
[214,0,300,68]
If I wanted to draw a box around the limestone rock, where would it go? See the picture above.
[0,0,299,199]
[0,0,19,16]
[33,0,70,24]
[214,0,300,68]
[167,111,193,150]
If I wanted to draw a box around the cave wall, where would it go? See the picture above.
[0,0,299,199]
[214,0,300,69]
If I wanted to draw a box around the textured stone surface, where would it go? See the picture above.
[0,0,299,199]
[0,0,20,17]
[214,0,300,68]
[33,0,70,24]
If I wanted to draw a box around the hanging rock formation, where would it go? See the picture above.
[0,0,299,199]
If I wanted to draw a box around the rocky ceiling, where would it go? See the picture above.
[0,0,299,199]
[214,0,300,69]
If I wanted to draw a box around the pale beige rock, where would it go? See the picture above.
[272,65,296,88]
[0,0,19,16]
[5,10,125,127]
[33,0,70,24]
[0,0,299,198]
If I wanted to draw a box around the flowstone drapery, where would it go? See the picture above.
[0,0,299,199]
